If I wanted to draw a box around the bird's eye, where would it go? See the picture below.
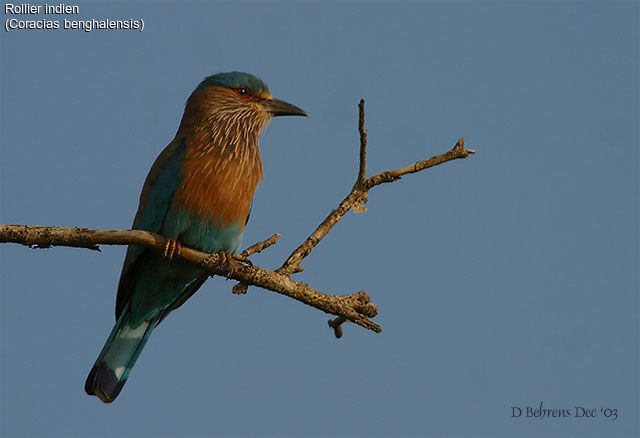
[237,87,248,96]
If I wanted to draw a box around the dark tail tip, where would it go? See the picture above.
[85,362,125,404]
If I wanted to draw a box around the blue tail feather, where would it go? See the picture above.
[85,304,158,403]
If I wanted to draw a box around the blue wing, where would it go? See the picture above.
[115,139,186,319]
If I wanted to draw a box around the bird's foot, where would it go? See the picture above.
[163,239,181,260]
[220,250,243,275]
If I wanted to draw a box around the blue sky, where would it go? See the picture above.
[1,1,638,437]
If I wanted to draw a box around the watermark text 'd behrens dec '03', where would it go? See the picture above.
[511,402,618,421]
[4,3,144,32]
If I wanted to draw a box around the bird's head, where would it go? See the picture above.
[189,71,306,126]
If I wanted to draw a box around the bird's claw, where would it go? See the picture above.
[220,250,242,275]
[163,239,181,260]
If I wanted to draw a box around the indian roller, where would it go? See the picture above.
[85,72,306,403]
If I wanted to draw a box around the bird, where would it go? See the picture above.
[85,71,306,403]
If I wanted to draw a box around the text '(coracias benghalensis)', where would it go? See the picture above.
[85,72,306,403]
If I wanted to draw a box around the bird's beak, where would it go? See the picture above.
[264,98,307,117]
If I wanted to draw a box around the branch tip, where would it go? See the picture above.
[232,282,249,295]
[238,233,281,259]
[328,316,346,339]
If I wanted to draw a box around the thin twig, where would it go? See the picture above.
[365,138,475,188]
[236,233,280,261]
[357,99,368,185]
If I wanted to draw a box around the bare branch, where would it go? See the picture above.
[277,188,369,276]
[357,99,368,184]
[0,225,164,251]
[365,138,476,188]
[0,100,476,336]
[232,233,280,295]
[277,123,475,278]
[236,233,280,261]
[0,224,381,332]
